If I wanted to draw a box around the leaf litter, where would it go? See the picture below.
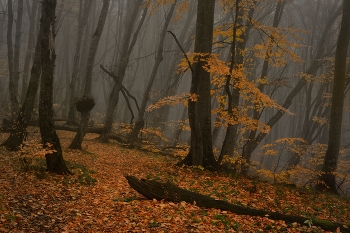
[0,131,349,232]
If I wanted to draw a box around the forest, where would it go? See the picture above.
[1,0,350,232]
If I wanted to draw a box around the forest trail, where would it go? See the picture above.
[0,131,349,232]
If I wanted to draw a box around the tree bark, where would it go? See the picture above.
[178,0,217,169]
[20,0,39,104]
[125,175,350,233]
[66,0,93,125]
[100,1,146,142]
[7,0,19,115]
[1,19,43,150]
[69,0,109,150]
[13,0,24,108]
[317,0,350,193]
[39,0,70,174]
[128,2,176,145]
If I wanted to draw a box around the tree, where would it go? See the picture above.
[39,0,70,174]
[20,0,39,104]
[6,0,18,115]
[1,16,43,150]
[100,0,147,142]
[69,0,110,149]
[66,0,93,125]
[318,0,350,193]
[178,0,217,169]
[128,1,177,145]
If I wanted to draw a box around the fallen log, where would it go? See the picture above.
[125,175,349,232]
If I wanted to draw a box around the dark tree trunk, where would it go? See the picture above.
[126,176,350,233]
[1,24,43,150]
[69,0,109,150]
[39,0,70,174]
[317,0,350,193]
[178,0,217,169]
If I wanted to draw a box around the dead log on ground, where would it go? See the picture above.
[125,175,349,232]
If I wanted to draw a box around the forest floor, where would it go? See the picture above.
[0,130,349,233]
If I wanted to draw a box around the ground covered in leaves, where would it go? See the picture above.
[0,131,349,233]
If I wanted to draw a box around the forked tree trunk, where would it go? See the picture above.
[100,1,146,142]
[128,2,176,145]
[39,0,70,174]
[1,24,43,150]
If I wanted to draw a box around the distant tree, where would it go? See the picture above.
[69,0,110,150]
[39,0,70,174]
[6,0,18,115]
[318,0,350,193]
[66,0,93,126]
[128,1,177,145]
[177,0,217,168]
[20,0,39,104]
[100,0,147,142]
[1,17,43,150]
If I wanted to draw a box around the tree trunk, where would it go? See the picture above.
[20,0,39,104]
[100,1,146,142]
[69,0,109,150]
[239,4,342,165]
[317,0,350,193]
[128,2,176,145]
[66,0,93,125]
[178,0,217,169]
[1,20,43,150]
[13,0,24,108]
[39,0,70,174]
[7,0,19,115]
[125,175,350,233]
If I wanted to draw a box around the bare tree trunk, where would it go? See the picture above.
[100,1,146,142]
[1,21,43,150]
[7,0,18,115]
[13,0,24,109]
[39,0,70,174]
[317,0,350,194]
[239,3,342,168]
[128,2,176,145]
[241,0,285,175]
[66,0,93,125]
[69,0,109,150]
[20,0,39,104]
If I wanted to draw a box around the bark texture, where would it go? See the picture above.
[178,0,217,169]
[39,0,70,174]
